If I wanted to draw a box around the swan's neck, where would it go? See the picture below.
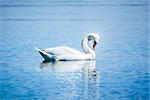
[81,36,95,58]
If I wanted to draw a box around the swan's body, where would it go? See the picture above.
[35,33,100,62]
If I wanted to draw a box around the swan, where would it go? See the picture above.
[35,33,100,61]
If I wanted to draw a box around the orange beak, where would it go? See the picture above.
[93,41,97,50]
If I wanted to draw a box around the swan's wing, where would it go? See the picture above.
[43,46,87,60]
[35,47,56,61]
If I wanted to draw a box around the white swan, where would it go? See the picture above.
[35,33,100,61]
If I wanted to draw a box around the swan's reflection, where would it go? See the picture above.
[82,61,100,100]
[40,61,92,72]
[40,61,100,99]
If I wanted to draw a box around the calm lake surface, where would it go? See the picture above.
[0,0,149,100]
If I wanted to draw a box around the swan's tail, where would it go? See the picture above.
[34,47,56,62]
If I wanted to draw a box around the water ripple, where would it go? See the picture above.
[0,18,104,21]
[0,4,147,7]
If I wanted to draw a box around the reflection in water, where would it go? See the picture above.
[40,61,100,99]
[82,61,100,100]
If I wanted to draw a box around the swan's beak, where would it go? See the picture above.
[93,41,97,50]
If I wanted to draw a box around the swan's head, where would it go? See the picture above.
[86,33,100,50]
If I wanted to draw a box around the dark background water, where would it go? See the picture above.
[0,0,149,100]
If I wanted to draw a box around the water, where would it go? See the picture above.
[0,0,149,99]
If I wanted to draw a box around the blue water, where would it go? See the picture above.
[0,0,149,100]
